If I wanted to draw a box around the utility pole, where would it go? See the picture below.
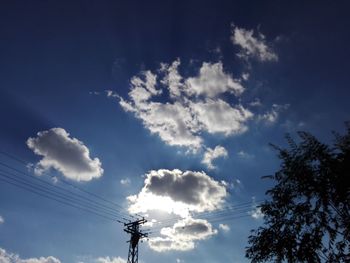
[124,218,148,263]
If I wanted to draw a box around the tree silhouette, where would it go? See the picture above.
[246,123,350,262]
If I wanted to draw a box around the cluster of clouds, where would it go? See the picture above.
[17,24,277,257]
[0,248,61,263]
[127,169,263,252]
[127,169,227,251]
[117,25,281,251]
[149,217,217,252]
[27,128,103,182]
[0,215,4,224]
[114,60,252,169]
[111,25,284,169]
[116,60,252,153]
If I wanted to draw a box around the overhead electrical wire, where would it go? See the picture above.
[0,176,118,222]
[0,150,266,233]
[146,205,262,234]
[150,200,263,229]
[0,150,133,219]
[0,162,131,220]
[148,214,254,236]
[0,170,126,220]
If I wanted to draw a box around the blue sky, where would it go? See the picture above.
[0,1,350,262]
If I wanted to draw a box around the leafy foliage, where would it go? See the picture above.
[246,123,350,262]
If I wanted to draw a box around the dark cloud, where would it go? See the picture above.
[146,170,226,206]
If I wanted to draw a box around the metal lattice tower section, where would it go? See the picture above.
[124,218,148,263]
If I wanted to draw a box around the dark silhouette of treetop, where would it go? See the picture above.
[246,123,350,262]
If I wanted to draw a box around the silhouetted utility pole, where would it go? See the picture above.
[124,218,148,263]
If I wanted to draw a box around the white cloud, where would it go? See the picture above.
[185,62,244,98]
[27,128,103,182]
[237,150,254,159]
[202,146,228,169]
[250,207,264,219]
[160,59,183,97]
[127,169,229,248]
[231,25,278,62]
[120,178,131,186]
[127,169,227,218]
[148,217,217,252]
[0,216,4,224]
[189,99,253,135]
[117,60,252,153]
[105,90,119,98]
[176,259,184,263]
[241,72,250,81]
[133,101,203,151]
[219,223,230,232]
[113,45,286,165]
[0,248,61,263]
[257,104,290,125]
[144,218,157,227]
[221,179,243,192]
[249,197,264,219]
[96,256,126,263]
[249,98,262,107]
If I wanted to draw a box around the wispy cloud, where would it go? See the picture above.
[0,247,61,263]
[257,104,290,125]
[250,207,263,219]
[202,146,228,169]
[219,223,230,232]
[237,150,254,159]
[120,178,131,186]
[231,25,278,62]
[105,90,119,99]
[249,197,264,220]
[96,256,126,263]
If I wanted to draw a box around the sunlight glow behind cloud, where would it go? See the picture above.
[127,169,228,252]
[127,169,227,218]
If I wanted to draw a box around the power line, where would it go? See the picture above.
[0,150,134,219]
[0,177,119,222]
[0,163,130,220]
[149,205,261,232]
[0,166,126,217]
[148,213,253,236]
[0,171,125,220]
[151,200,263,227]
[0,150,265,235]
